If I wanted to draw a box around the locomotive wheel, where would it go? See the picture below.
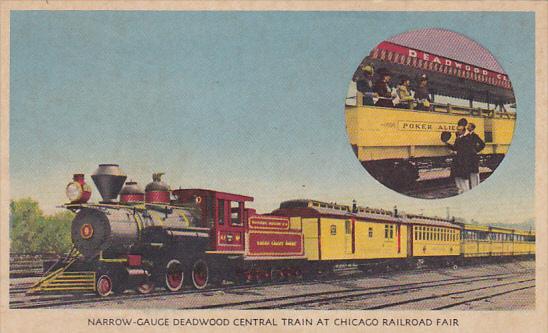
[136,280,155,294]
[191,259,209,289]
[243,270,254,283]
[96,274,113,297]
[270,268,283,282]
[137,283,155,294]
[165,259,184,292]
[294,268,303,280]
[256,270,270,283]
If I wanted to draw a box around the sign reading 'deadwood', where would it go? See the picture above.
[248,216,290,230]
[373,41,511,89]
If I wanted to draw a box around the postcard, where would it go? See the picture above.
[0,1,546,333]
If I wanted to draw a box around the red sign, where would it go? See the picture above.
[373,41,511,89]
[248,216,290,231]
[246,232,304,257]
[218,231,243,246]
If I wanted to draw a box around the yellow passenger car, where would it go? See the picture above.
[274,200,407,262]
[511,229,535,256]
[462,224,535,257]
[273,200,533,267]
[405,214,461,258]
[274,200,461,264]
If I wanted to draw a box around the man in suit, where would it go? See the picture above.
[466,122,486,188]
[445,125,473,194]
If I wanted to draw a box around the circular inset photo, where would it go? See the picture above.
[345,28,516,199]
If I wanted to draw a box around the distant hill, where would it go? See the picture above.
[466,218,534,231]
[489,218,535,231]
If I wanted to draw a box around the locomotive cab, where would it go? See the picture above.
[172,189,253,253]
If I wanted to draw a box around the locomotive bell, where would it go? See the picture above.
[91,164,127,203]
[145,173,171,204]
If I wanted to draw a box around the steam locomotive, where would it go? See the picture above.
[30,164,535,296]
[33,164,306,296]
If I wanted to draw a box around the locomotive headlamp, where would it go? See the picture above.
[66,173,92,203]
[66,181,83,202]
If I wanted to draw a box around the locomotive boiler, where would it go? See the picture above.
[71,165,200,259]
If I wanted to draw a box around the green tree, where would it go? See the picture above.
[37,211,74,253]
[10,198,73,254]
[10,198,43,253]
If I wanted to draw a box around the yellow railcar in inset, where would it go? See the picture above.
[345,102,516,188]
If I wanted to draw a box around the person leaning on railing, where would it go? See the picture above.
[395,75,414,109]
[373,68,395,107]
[414,74,432,111]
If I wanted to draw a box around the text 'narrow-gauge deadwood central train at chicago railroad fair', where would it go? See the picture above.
[28,164,535,296]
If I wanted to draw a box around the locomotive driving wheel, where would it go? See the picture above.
[136,279,155,294]
[96,274,113,297]
[191,259,209,289]
[165,259,184,292]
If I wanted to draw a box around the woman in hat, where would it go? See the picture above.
[395,75,413,109]
[373,68,394,107]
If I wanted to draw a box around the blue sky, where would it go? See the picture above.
[9,11,535,224]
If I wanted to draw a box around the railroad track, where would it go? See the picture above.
[10,262,533,309]
[9,265,397,309]
[190,271,533,310]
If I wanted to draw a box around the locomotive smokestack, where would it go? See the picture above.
[91,164,127,203]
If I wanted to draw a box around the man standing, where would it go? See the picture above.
[444,125,472,194]
[466,122,486,188]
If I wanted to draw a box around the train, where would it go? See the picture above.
[28,164,535,296]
